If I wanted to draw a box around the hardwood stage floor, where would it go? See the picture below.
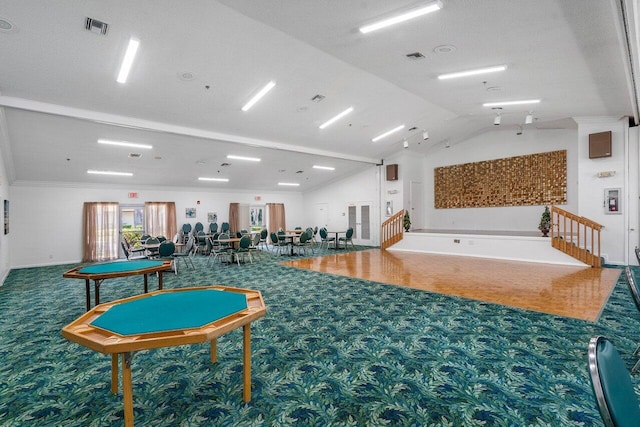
[282,249,621,322]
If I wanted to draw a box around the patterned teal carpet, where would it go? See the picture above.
[1,247,639,426]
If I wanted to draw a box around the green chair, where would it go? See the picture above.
[270,232,287,256]
[624,267,640,372]
[158,240,177,274]
[195,230,208,254]
[121,241,147,260]
[293,230,310,256]
[258,229,268,250]
[235,234,253,265]
[209,222,218,234]
[338,227,355,250]
[144,237,160,258]
[221,222,230,233]
[319,227,335,250]
[208,232,232,266]
[588,335,640,426]
[194,222,204,233]
[173,236,195,270]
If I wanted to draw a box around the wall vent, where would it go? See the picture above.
[85,17,109,35]
[406,52,425,60]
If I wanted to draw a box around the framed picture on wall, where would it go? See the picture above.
[185,207,196,218]
[207,212,218,223]
[4,199,9,234]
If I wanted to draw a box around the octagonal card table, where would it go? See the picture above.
[62,285,266,426]
[63,259,172,311]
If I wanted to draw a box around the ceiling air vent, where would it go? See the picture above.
[128,153,142,158]
[406,52,425,60]
[311,94,325,103]
[220,162,230,167]
[85,17,109,35]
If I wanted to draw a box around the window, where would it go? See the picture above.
[120,205,144,247]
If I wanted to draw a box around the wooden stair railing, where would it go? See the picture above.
[381,209,404,250]
[550,206,603,267]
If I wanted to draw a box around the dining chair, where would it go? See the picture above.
[588,335,640,426]
[121,241,147,260]
[319,227,335,250]
[209,222,218,234]
[158,241,177,274]
[235,234,253,265]
[173,236,195,270]
[294,230,310,256]
[249,232,261,259]
[270,232,286,256]
[221,222,230,233]
[339,227,355,250]
[194,222,204,234]
[625,267,640,372]
[258,229,269,251]
[144,237,160,258]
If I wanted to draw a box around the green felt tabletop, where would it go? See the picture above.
[78,260,164,274]
[90,289,248,335]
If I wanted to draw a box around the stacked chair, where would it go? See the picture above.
[624,267,640,372]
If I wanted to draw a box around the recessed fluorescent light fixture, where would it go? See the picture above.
[116,37,140,83]
[372,124,405,142]
[483,99,541,107]
[227,155,261,162]
[87,170,133,176]
[313,165,335,171]
[241,80,276,111]
[198,177,229,182]
[319,107,354,129]
[278,182,300,186]
[97,139,152,149]
[359,0,442,34]
[438,65,507,80]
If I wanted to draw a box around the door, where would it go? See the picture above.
[347,202,373,246]
[410,181,423,230]
[314,203,329,230]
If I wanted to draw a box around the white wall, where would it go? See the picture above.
[303,165,381,244]
[9,182,304,268]
[575,117,631,264]
[0,118,10,282]
[422,128,579,232]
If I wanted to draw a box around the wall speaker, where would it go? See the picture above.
[386,164,398,181]
[589,131,612,159]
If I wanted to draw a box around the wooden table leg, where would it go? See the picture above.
[158,271,163,290]
[122,352,134,427]
[243,324,251,402]
[210,339,217,363]
[111,354,119,394]
[143,274,148,293]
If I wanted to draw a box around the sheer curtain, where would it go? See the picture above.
[267,203,286,232]
[145,202,177,240]
[82,202,119,262]
[229,203,240,234]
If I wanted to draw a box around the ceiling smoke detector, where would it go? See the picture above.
[84,17,108,35]
[128,153,142,158]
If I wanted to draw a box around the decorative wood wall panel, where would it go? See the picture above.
[434,150,567,209]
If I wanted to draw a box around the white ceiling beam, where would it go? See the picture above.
[0,96,381,165]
